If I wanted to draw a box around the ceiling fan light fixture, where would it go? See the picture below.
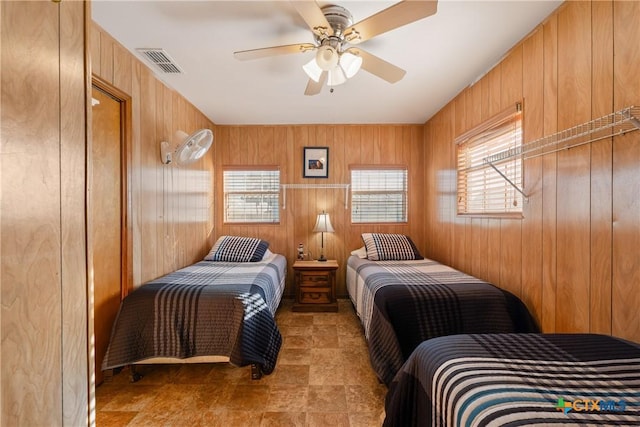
[234,0,439,96]
[303,57,323,82]
[327,66,347,86]
[315,44,339,70]
[339,51,363,78]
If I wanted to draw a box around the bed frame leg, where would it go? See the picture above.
[129,365,143,383]
[250,364,263,380]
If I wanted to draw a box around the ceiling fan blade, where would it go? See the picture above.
[349,48,406,84]
[344,0,438,45]
[234,43,316,61]
[304,71,327,96]
[291,1,334,38]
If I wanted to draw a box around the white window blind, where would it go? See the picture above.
[456,104,523,215]
[223,169,280,223]
[351,168,408,223]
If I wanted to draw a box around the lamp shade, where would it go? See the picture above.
[313,211,334,262]
[312,212,334,233]
[303,58,323,82]
[327,66,347,87]
[315,45,339,71]
[339,50,363,78]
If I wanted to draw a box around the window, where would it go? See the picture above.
[351,167,408,223]
[456,103,523,215]
[223,168,280,223]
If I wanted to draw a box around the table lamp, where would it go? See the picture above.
[312,210,334,262]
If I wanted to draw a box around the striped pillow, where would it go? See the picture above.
[204,235,269,262]
[361,233,423,261]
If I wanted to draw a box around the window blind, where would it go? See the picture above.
[456,106,523,215]
[223,169,280,223]
[351,168,408,223]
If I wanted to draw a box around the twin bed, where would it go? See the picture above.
[347,233,538,385]
[101,236,286,379]
[384,333,640,426]
[348,233,640,426]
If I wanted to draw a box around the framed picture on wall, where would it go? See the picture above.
[303,147,329,178]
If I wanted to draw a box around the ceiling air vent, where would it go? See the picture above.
[136,48,183,74]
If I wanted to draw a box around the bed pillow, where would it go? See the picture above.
[204,235,269,262]
[350,246,368,259]
[261,248,274,260]
[361,233,423,261]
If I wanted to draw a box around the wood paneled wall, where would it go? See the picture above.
[214,125,424,297]
[1,2,89,425]
[91,23,216,287]
[423,0,640,343]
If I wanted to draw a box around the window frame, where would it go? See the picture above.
[350,165,409,224]
[222,166,281,224]
[455,102,524,218]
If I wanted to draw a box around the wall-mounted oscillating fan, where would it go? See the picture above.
[233,0,438,95]
[160,129,214,165]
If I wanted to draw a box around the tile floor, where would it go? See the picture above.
[96,299,387,426]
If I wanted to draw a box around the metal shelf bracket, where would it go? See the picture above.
[486,162,529,202]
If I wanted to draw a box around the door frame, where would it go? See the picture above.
[88,76,133,389]
[90,76,133,300]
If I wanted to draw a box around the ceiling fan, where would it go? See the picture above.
[233,0,438,96]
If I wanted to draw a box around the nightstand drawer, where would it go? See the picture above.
[299,271,330,286]
[299,287,332,304]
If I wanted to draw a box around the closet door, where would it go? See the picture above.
[91,85,123,385]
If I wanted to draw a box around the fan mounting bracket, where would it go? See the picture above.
[160,141,173,164]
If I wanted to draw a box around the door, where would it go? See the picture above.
[91,85,124,385]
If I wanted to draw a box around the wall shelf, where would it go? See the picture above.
[484,106,640,164]
[280,184,350,209]
[482,106,640,200]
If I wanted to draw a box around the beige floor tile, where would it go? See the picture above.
[226,384,271,411]
[345,384,387,413]
[262,364,310,385]
[283,334,313,349]
[311,324,338,336]
[350,411,387,427]
[100,384,163,412]
[95,410,137,427]
[307,385,348,412]
[306,411,351,427]
[312,334,340,348]
[201,409,264,427]
[260,411,306,427]
[278,347,312,365]
[266,384,308,411]
[308,364,346,386]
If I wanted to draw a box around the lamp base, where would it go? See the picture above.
[317,255,327,262]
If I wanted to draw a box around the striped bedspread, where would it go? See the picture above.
[384,333,640,426]
[102,254,286,375]
[347,256,538,385]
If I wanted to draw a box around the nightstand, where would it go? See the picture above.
[292,260,338,312]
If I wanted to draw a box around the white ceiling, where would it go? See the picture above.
[92,0,562,125]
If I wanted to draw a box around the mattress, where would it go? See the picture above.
[384,333,640,426]
[101,253,286,375]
